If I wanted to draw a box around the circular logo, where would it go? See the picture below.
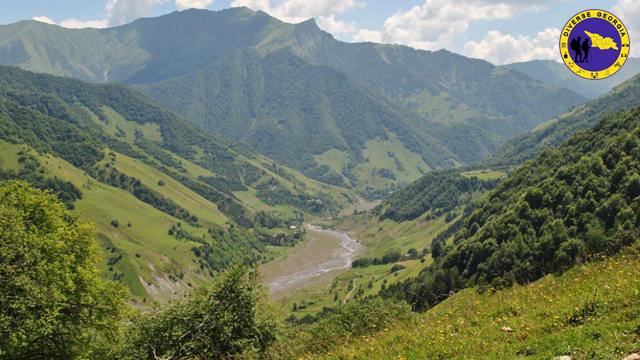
[559,9,630,80]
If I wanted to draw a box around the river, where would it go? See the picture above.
[260,224,362,297]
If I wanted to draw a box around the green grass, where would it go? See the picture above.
[350,135,431,193]
[96,106,163,143]
[29,149,209,301]
[0,142,25,171]
[320,245,640,359]
[460,169,507,180]
[314,149,351,176]
[107,151,227,227]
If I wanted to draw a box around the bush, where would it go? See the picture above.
[121,265,277,359]
[273,299,412,357]
[0,181,127,359]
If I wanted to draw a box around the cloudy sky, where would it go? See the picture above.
[3,0,638,64]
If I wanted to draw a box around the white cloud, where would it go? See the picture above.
[615,0,639,57]
[59,18,109,29]
[317,15,357,35]
[35,0,213,29]
[464,28,560,65]
[175,0,214,10]
[106,0,167,26]
[352,28,382,43]
[32,16,56,25]
[350,0,563,51]
[352,0,523,50]
[231,0,360,23]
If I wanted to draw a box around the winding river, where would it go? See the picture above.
[260,224,362,296]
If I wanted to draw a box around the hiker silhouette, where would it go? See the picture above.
[582,38,590,63]
[570,36,583,63]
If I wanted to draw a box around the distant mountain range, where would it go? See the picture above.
[490,73,640,166]
[502,58,640,99]
[0,7,587,196]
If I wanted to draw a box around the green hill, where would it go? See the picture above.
[303,243,640,359]
[0,66,357,301]
[491,74,640,166]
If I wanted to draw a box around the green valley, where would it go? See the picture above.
[2,3,640,359]
[0,65,357,302]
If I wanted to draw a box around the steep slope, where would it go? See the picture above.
[307,244,640,359]
[0,8,584,173]
[0,7,287,84]
[282,23,585,162]
[139,49,458,196]
[373,169,503,222]
[502,58,640,99]
[491,74,640,165]
[0,66,357,301]
[384,106,640,312]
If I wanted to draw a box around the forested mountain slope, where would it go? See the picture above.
[491,74,640,166]
[0,66,356,301]
[139,49,458,195]
[384,106,640,311]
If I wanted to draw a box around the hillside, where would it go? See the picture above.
[0,8,584,193]
[139,49,457,196]
[307,244,640,359]
[383,106,640,312]
[502,58,640,99]
[491,74,640,166]
[273,108,640,358]
[0,66,357,301]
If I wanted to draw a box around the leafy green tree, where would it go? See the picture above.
[121,265,277,359]
[0,181,127,359]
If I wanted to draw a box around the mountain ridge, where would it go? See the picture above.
[0,7,585,194]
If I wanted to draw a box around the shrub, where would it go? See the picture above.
[0,181,127,358]
[121,265,277,358]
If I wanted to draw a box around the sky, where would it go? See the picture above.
[2,0,638,65]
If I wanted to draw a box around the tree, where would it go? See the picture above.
[0,181,127,359]
[121,264,277,359]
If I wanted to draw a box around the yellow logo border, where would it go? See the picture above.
[559,9,630,80]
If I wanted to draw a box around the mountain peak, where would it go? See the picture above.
[298,18,319,28]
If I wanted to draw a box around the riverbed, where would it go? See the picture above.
[260,224,362,298]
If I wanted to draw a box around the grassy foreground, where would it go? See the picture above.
[315,245,640,359]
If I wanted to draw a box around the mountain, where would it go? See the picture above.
[491,73,640,165]
[0,7,287,84]
[0,65,356,301]
[138,48,458,196]
[502,58,640,99]
[0,8,584,194]
[288,30,585,156]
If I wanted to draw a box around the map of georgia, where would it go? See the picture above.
[584,30,619,50]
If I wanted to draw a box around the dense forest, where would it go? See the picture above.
[374,169,500,222]
[383,108,640,310]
